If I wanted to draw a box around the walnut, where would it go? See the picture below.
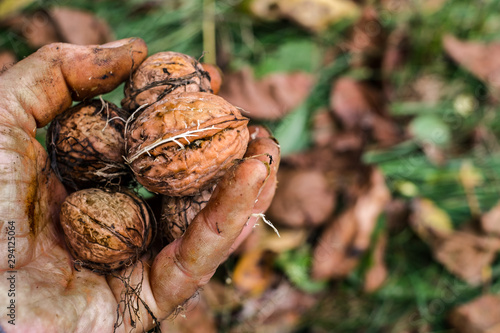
[125,91,249,196]
[160,186,214,242]
[47,99,131,190]
[121,51,212,111]
[60,188,154,272]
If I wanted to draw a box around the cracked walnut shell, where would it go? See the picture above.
[125,92,249,196]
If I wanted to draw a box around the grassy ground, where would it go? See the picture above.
[3,0,500,331]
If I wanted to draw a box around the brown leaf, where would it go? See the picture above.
[233,249,277,297]
[481,200,500,236]
[345,6,387,69]
[449,294,500,333]
[218,66,314,120]
[443,35,500,94]
[246,0,360,32]
[276,0,360,32]
[230,281,317,333]
[202,280,242,313]
[267,167,336,228]
[311,108,337,147]
[352,168,391,250]
[434,231,500,286]
[330,77,401,146]
[363,232,388,293]
[411,198,500,285]
[4,7,113,49]
[312,168,390,280]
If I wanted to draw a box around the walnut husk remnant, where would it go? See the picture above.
[47,99,131,191]
[60,188,154,272]
[160,186,214,242]
[125,91,250,196]
[121,51,212,111]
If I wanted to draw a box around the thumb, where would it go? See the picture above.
[0,37,147,128]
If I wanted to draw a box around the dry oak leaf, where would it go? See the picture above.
[449,294,500,333]
[218,66,314,120]
[443,35,500,94]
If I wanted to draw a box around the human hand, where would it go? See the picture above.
[0,38,280,332]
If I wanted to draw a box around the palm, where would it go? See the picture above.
[0,39,279,333]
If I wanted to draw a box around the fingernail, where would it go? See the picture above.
[100,38,137,48]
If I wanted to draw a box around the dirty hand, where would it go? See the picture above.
[0,38,279,332]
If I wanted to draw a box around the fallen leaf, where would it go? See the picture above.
[260,228,308,253]
[481,200,500,236]
[411,199,500,285]
[410,198,454,243]
[312,208,359,280]
[3,7,113,49]
[363,231,388,293]
[219,66,314,120]
[233,249,277,297]
[202,280,242,313]
[330,77,401,146]
[352,168,391,250]
[433,231,500,286]
[345,6,387,69]
[246,0,360,32]
[277,0,360,32]
[231,280,317,333]
[381,0,447,16]
[449,294,500,333]
[312,167,390,280]
[311,108,337,147]
[443,35,500,94]
[267,167,337,228]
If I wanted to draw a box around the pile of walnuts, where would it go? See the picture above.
[49,51,250,272]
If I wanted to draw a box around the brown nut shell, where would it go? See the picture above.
[125,92,250,196]
[47,99,130,190]
[160,186,214,242]
[122,51,212,111]
[60,188,154,272]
